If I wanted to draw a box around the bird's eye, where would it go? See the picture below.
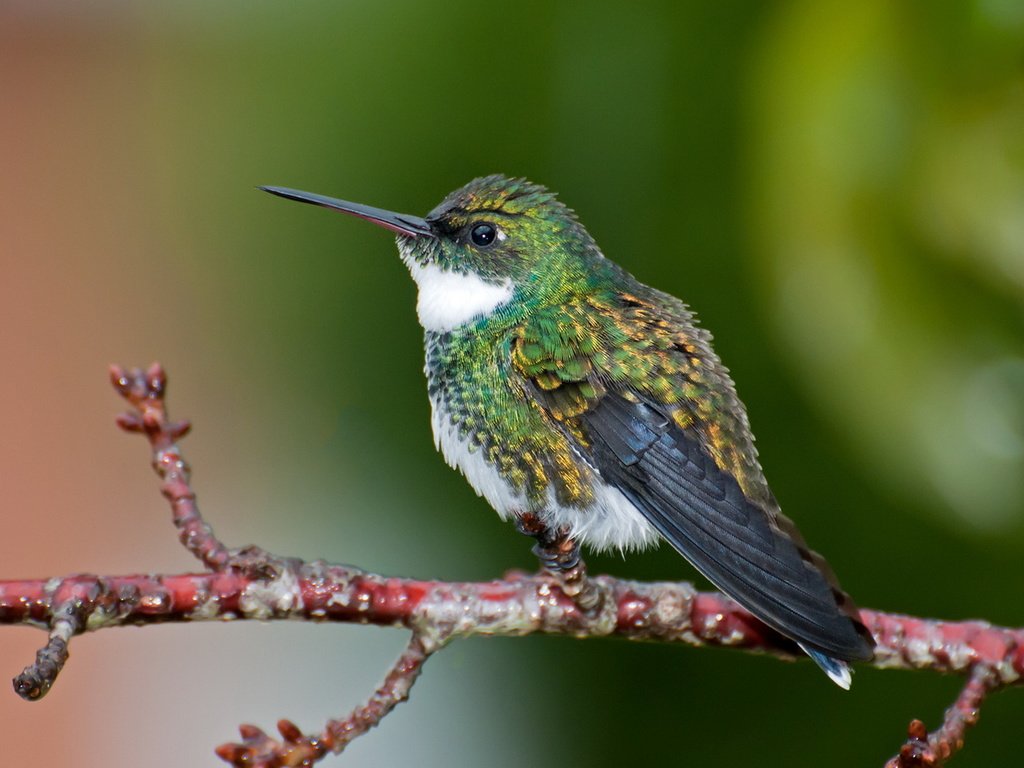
[470,223,497,247]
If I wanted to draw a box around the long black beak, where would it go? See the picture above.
[259,185,435,238]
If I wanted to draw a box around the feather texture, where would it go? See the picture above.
[580,391,873,661]
[504,286,875,666]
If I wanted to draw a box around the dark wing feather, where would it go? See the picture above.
[580,392,874,661]
[509,296,874,662]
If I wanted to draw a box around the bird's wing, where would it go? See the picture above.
[510,295,874,661]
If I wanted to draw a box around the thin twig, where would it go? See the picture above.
[887,664,1002,767]
[12,618,74,701]
[110,364,231,571]
[216,633,436,767]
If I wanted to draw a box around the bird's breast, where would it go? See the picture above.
[426,390,659,553]
[428,394,529,516]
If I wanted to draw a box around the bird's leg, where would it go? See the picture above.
[514,513,601,613]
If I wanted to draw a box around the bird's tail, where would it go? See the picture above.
[800,644,853,690]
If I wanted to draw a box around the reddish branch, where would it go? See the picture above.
[885,665,1001,768]
[2,365,1020,767]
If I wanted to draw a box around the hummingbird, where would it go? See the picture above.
[260,175,875,687]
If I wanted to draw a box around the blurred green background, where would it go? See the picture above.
[2,1,1023,766]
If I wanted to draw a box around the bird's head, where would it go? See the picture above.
[261,175,602,332]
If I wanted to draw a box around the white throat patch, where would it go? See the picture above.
[404,260,513,333]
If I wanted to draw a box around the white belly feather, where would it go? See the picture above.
[429,400,660,553]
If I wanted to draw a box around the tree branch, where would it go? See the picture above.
[3,365,1020,766]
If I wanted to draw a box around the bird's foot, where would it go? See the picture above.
[515,513,603,614]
